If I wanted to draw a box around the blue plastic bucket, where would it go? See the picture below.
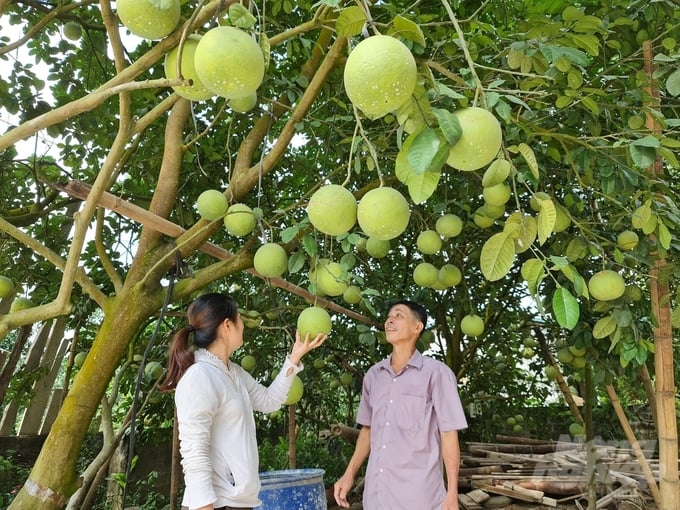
[256,468,326,510]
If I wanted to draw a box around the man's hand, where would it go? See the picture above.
[333,473,355,508]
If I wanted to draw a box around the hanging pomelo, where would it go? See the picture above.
[194,26,265,99]
[117,0,181,40]
[254,243,288,278]
[588,270,625,301]
[307,184,357,236]
[164,35,214,101]
[343,35,417,119]
[446,107,503,171]
[357,187,410,240]
[196,189,228,221]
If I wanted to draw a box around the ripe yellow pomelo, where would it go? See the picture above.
[307,184,357,236]
[284,375,304,405]
[343,35,417,119]
[194,26,265,99]
[117,0,180,40]
[314,261,348,297]
[447,107,503,171]
[617,230,639,251]
[196,189,228,220]
[224,203,257,237]
[0,276,14,299]
[366,237,390,258]
[438,264,462,287]
[435,214,463,238]
[416,230,443,255]
[343,285,362,304]
[230,91,258,113]
[413,262,438,287]
[588,270,625,301]
[165,35,214,101]
[483,182,511,207]
[357,187,410,240]
[460,314,484,336]
[254,243,288,278]
[297,306,332,338]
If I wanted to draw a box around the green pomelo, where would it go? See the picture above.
[224,203,257,237]
[438,264,462,287]
[460,314,484,336]
[446,107,503,171]
[254,243,288,278]
[164,35,214,101]
[240,354,256,372]
[284,375,304,405]
[194,26,265,99]
[307,184,357,236]
[0,276,14,299]
[144,361,164,380]
[435,214,463,238]
[416,230,443,255]
[529,191,551,212]
[569,422,585,437]
[588,270,625,301]
[343,35,417,119]
[196,189,228,221]
[556,347,574,364]
[63,21,82,41]
[339,371,353,386]
[315,261,348,297]
[297,306,332,338]
[483,182,511,207]
[10,297,32,312]
[366,237,390,258]
[313,358,326,369]
[117,0,180,40]
[342,285,362,305]
[544,365,559,381]
[473,207,496,228]
[230,91,258,113]
[413,262,439,287]
[74,351,87,368]
[617,230,639,251]
[570,355,586,368]
[357,187,410,240]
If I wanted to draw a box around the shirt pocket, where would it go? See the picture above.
[395,394,428,431]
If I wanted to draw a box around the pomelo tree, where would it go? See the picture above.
[0,0,679,509]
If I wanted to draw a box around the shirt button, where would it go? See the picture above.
[386,422,390,426]
[382,444,386,449]
[389,399,393,404]
[379,468,384,473]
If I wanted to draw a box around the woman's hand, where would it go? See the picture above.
[288,331,327,365]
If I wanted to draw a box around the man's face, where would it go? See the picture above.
[384,304,423,345]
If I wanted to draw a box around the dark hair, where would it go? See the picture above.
[387,299,428,336]
[159,293,239,391]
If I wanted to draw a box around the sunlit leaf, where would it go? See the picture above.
[552,287,580,329]
[392,15,426,47]
[480,232,516,281]
[593,315,616,339]
[336,6,367,37]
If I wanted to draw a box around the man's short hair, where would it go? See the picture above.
[387,299,428,328]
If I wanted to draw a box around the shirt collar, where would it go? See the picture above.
[378,349,424,373]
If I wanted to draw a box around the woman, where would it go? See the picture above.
[159,292,327,510]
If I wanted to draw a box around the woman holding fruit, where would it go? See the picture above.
[160,292,326,510]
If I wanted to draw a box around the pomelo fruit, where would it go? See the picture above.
[339,371,353,386]
[194,26,265,99]
[357,187,410,240]
[314,261,348,297]
[446,107,503,171]
[460,314,484,336]
[343,35,417,119]
[0,276,14,299]
[144,361,164,380]
[617,230,639,251]
[164,35,214,101]
[588,270,625,301]
[307,184,357,236]
[343,285,362,304]
[416,230,442,255]
[74,351,87,368]
[63,21,82,41]
[297,306,332,339]
[569,422,585,437]
[435,214,463,238]
[10,297,32,312]
[438,264,462,287]
[556,347,574,364]
[254,243,288,278]
[483,182,511,207]
[240,354,256,372]
[224,203,257,237]
[413,262,439,287]
[196,189,228,221]
[284,375,304,405]
[117,0,180,40]
[544,365,559,380]
[365,237,390,258]
[230,91,258,113]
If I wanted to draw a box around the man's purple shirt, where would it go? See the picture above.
[357,350,468,510]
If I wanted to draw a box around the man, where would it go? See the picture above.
[334,300,467,510]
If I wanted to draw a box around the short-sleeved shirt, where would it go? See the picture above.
[357,350,467,510]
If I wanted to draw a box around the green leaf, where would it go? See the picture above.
[406,169,441,204]
[432,108,462,146]
[520,258,545,295]
[228,3,257,29]
[629,145,656,168]
[482,158,511,187]
[552,287,580,329]
[537,199,556,245]
[658,220,671,250]
[666,68,680,97]
[581,96,600,116]
[632,135,661,148]
[288,251,306,274]
[518,143,539,180]
[593,315,616,339]
[562,5,583,21]
[570,34,600,56]
[631,203,653,229]
[302,234,318,257]
[408,128,443,175]
[280,225,300,243]
[573,15,603,33]
[392,15,426,47]
[480,232,516,281]
[539,44,589,66]
[336,6,368,37]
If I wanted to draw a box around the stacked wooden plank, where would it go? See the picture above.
[457,435,653,509]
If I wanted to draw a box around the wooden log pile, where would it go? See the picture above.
[457,435,654,509]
